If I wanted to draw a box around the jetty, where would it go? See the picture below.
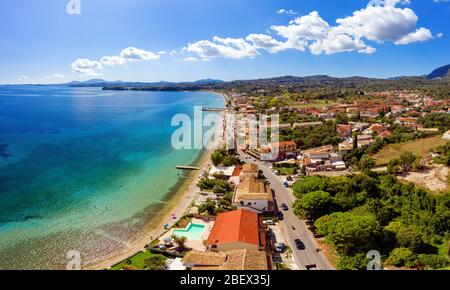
[202,107,226,112]
[176,166,200,171]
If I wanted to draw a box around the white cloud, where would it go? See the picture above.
[437,32,444,38]
[186,36,259,60]
[184,56,198,62]
[100,55,127,66]
[71,58,102,76]
[268,1,433,55]
[72,47,160,75]
[45,73,65,80]
[394,27,433,44]
[277,9,298,15]
[246,34,287,53]
[120,47,160,62]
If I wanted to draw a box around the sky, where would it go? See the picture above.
[0,0,449,84]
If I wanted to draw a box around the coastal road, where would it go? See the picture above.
[238,151,334,270]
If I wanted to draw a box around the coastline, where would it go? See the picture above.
[86,92,226,270]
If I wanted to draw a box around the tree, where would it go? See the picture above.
[335,113,349,125]
[292,176,327,197]
[417,254,450,269]
[337,253,370,270]
[387,159,400,175]
[359,155,375,173]
[198,199,217,215]
[352,132,358,150]
[222,155,237,166]
[211,151,224,166]
[144,254,167,270]
[171,235,188,252]
[386,248,418,268]
[293,190,332,220]
[315,212,381,254]
[399,151,416,172]
[386,222,425,252]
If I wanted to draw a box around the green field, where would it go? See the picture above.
[373,135,447,166]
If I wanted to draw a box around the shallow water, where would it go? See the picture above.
[0,86,223,269]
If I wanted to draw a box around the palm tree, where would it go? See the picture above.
[171,235,187,252]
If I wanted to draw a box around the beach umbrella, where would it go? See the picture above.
[163,223,169,229]
[163,237,172,243]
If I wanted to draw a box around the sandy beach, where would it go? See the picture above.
[86,100,226,270]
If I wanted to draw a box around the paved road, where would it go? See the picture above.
[239,152,334,270]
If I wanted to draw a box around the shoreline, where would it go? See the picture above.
[86,92,226,270]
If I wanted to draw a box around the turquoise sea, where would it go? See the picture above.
[0,86,223,269]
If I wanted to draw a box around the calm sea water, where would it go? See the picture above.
[0,86,223,269]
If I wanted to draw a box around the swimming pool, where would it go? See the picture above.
[172,223,206,240]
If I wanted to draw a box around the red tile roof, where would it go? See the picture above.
[205,209,262,247]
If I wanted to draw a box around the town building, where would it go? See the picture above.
[205,209,266,252]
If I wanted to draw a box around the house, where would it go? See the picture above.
[338,141,353,154]
[229,166,242,185]
[395,117,418,130]
[233,177,273,213]
[366,124,387,135]
[301,146,346,171]
[271,141,297,159]
[378,130,392,139]
[181,249,270,270]
[337,125,353,139]
[241,163,259,178]
[351,122,371,132]
[205,209,266,252]
[209,166,236,178]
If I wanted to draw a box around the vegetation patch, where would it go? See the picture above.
[292,174,450,270]
[373,136,447,166]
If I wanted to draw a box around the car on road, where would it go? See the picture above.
[276,211,284,221]
[305,264,319,270]
[283,181,290,188]
[275,243,286,252]
[294,239,305,250]
[280,203,289,211]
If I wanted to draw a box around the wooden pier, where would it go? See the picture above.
[176,166,200,171]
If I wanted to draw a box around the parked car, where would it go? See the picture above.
[294,239,305,250]
[283,181,289,188]
[276,211,284,221]
[305,264,318,270]
[280,203,289,211]
[275,243,286,252]
[263,219,275,225]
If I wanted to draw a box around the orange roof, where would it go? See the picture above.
[232,165,243,177]
[206,209,262,247]
[272,141,296,149]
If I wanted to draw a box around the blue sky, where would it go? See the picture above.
[0,0,449,84]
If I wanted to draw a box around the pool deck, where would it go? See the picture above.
[163,218,214,251]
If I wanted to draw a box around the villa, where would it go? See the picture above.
[181,249,270,270]
[205,209,266,252]
[233,176,273,213]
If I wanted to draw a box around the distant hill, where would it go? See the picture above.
[427,64,450,80]
[65,79,224,88]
